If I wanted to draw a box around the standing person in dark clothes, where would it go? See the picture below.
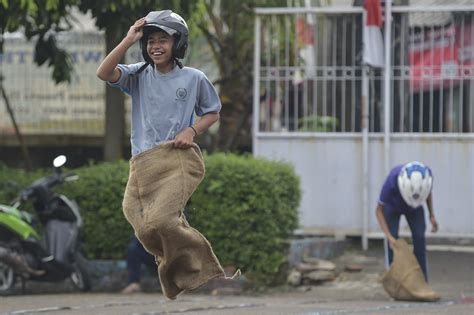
[121,236,155,294]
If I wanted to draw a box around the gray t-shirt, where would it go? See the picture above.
[109,62,221,156]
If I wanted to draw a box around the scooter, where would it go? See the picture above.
[0,155,91,295]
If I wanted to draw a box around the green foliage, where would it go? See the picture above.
[0,161,131,259]
[196,0,290,77]
[0,154,300,285]
[298,115,340,132]
[0,163,47,206]
[0,0,78,83]
[58,160,132,259]
[78,0,202,45]
[187,153,300,285]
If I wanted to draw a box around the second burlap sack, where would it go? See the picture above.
[381,239,440,302]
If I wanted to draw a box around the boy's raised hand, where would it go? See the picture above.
[125,17,146,44]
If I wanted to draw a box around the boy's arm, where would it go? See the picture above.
[174,113,220,149]
[96,17,146,82]
[192,112,220,135]
[426,192,439,233]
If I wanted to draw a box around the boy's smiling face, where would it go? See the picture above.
[146,30,175,72]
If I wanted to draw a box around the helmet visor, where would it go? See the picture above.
[143,23,177,36]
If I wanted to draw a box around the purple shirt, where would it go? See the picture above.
[378,164,432,212]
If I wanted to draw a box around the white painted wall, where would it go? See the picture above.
[256,134,474,238]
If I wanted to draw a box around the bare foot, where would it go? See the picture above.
[121,282,141,294]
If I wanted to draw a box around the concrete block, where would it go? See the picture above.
[287,237,345,269]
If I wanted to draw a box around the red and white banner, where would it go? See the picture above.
[363,0,384,68]
[364,0,384,68]
[293,15,316,84]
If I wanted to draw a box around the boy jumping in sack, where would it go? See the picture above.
[96,10,226,299]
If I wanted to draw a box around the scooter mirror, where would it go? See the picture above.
[53,155,67,168]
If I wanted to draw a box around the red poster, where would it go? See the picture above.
[409,23,474,92]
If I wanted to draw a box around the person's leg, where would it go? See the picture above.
[121,163,147,294]
[135,238,156,268]
[405,208,428,281]
[126,237,144,285]
[123,237,156,294]
[382,205,401,268]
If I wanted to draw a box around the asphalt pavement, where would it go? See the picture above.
[1,242,473,315]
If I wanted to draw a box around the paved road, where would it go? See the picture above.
[1,248,473,315]
[1,293,474,315]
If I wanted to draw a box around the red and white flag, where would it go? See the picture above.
[363,0,384,68]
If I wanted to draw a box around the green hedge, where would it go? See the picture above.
[0,161,132,259]
[59,161,133,259]
[0,164,46,207]
[0,154,300,285]
[187,153,300,285]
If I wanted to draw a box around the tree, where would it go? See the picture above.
[1,0,78,170]
[0,0,78,83]
[194,0,288,151]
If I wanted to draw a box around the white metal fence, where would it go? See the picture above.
[255,6,474,135]
[383,6,474,134]
[255,7,364,134]
[253,5,474,247]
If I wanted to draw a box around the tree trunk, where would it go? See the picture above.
[217,77,253,152]
[1,82,32,170]
[103,28,125,161]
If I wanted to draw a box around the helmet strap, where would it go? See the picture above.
[134,58,182,75]
[134,62,150,75]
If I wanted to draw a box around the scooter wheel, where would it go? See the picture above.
[70,251,91,292]
[0,261,16,296]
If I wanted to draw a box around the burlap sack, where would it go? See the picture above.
[122,141,225,299]
[381,239,440,302]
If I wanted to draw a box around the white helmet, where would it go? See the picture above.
[397,161,433,208]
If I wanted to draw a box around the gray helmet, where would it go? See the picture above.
[138,10,189,71]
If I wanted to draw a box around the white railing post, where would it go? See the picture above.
[384,0,393,174]
[361,6,370,251]
[253,15,261,156]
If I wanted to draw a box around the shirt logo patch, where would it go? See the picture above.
[176,88,187,100]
